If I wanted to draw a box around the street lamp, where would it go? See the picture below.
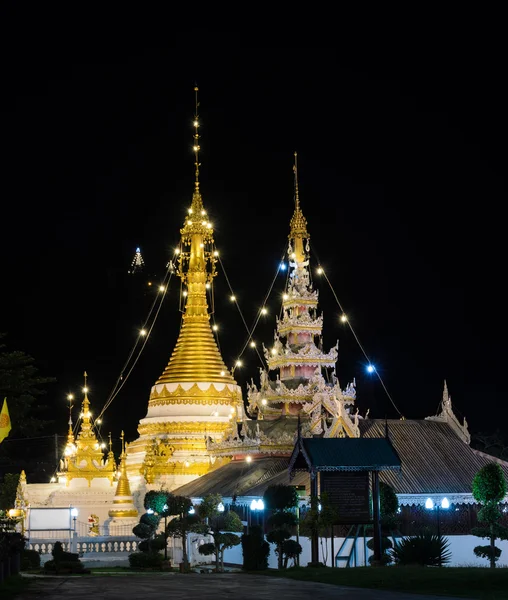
[425,497,450,567]
[217,502,225,513]
[249,499,264,530]
[70,508,78,553]
[162,504,169,561]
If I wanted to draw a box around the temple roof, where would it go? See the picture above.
[174,418,508,499]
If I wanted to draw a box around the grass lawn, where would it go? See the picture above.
[0,574,32,600]
[265,566,508,600]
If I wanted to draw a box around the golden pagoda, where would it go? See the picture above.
[126,88,244,488]
[109,431,138,523]
[63,372,116,486]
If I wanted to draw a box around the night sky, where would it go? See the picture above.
[1,46,506,453]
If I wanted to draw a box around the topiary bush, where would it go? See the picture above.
[21,548,40,570]
[128,551,163,569]
[241,525,270,570]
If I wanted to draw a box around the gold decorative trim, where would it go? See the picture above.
[149,382,241,407]
[138,421,232,436]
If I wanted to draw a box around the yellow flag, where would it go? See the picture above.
[0,398,12,444]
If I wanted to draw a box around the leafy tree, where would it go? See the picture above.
[366,482,399,565]
[471,463,508,568]
[165,495,202,571]
[132,512,161,553]
[299,494,337,566]
[472,431,508,461]
[0,334,55,442]
[263,484,300,569]
[0,473,20,511]
[197,494,243,572]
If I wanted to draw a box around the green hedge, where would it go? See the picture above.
[128,552,163,569]
[21,549,40,570]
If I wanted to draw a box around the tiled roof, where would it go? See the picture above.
[360,419,508,494]
[173,419,508,499]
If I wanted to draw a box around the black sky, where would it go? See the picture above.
[1,44,506,450]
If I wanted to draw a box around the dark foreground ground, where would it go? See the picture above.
[13,573,468,600]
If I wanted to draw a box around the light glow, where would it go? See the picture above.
[250,341,256,348]
[245,455,252,463]
[214,250,219,257]
[212,324,218,331]
[425,498,434,510]
[283,293,289,300]
[340,314,348,322]
[140,329,147,336]
[174,247,180,254]
[230,295,236,302]
[280,262,286,271]
[366,364,375,373]
[96,419,102,424]
[271,348,277,355]
[193,120,198,127]
[189,506,196,514]
[291,252,296,259]
[83,387,89,393]
[317,267,323,274]
[159,285,165,292]
[441,497,450,509]
[205,282,210,289]
[261,307,267,315]
[201,210,206,216]
[220,370,225,376]
[235,360,243,367]
[67,394,74,401]
[183,290,188,297]
[261,399,267,406]
[50,477,56,483]
[217,502,225,512]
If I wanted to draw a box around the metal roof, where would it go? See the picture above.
[293,437,401,473]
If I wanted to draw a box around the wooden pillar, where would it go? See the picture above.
[310,471,320,565]
[371,470,382,564]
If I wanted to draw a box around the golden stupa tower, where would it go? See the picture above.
[127,89,244,488]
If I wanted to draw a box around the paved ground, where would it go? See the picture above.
[18,573,466,600]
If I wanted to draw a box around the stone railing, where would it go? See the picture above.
[28,536,139,555]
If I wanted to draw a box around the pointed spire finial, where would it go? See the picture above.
[121,430,125,455]
[293,151,300,210]
[108,431,112,453]
[193,85,200,192]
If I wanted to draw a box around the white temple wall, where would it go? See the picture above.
[222,535,508,568]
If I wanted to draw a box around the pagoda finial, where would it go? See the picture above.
[120,430,125,455]
[193,85,201,193]
[289,152,309,262]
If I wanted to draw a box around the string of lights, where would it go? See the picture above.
[312,246,404,418]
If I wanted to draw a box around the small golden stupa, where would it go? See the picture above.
[109,431,138,520]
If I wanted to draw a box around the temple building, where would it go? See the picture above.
[18,96,508,553]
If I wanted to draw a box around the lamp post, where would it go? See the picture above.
[425,497,449,567]
[250,499,264,531]
[162,504,169,561]
[70,507,78,553]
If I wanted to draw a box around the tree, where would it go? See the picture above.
[241,524,270,570]
[263,484,300,569]
[197,494,243,572]
[165,495,202,571]
[472,431,508,462]
[299,493,337,566]
[0,473,20,511]
[0,334,55,443]
[132,512,163,553]
[472,463,508,568]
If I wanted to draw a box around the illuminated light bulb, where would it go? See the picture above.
[201,210,206,216]
[185,461,190,467]
[188,208,193,214]
[235,360,242,367]
[140,329,147,336]
[214,411,219,417]
[214,250,219,257]
[283,293,289,301]
[201,221,206,226]
[50,477,56,483]
[425,498,434,510]
[193,145,198,152]
[280,262,286,271]
[212,324,218,331]
[67,394,74,401]
[205,282,211,289]
[220,370,225,376]
[291,252,296,259]
[230,295,236,302]
[207,222,212,228]
[366,364,375,373]
[188,220,193,225]
[317,267,323,275]
[230,407,235,413]
[193,120,198,127]
[340,314,347,322]
[96,419,102,424]
[271,348,277,355]
[83,387,89,393]
[261,307,267,315]
[228,413,233,419]
[100,443,106,449]
[80,412,84,418]
[246,455,252,463]
[441,497,450,509]
[159,285,165,292]
[148,281,152,286]
[175,247,180,254]
[261,399,267,406]
[183,290,188,297]
[250,341,256,348]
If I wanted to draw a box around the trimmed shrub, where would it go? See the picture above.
[21,548,40,570]
[241,525,269,570]
[128,551,163,569]
[391,531,451,566]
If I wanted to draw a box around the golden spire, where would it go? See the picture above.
[289,152,309,263]
[109,431,137,518]
[156,88,234,385]
[64,393,76,458]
